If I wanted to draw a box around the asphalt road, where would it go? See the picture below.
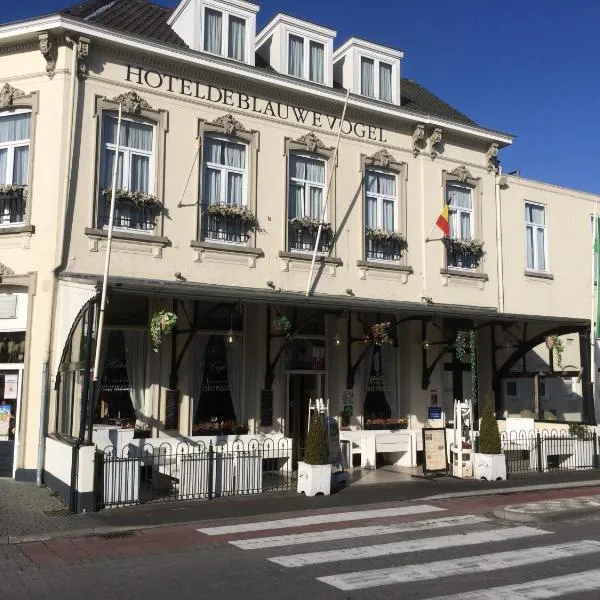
[3,495,600,599]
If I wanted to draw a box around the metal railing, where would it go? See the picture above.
[96,437,294,509]
[0,191,26,225]
[447,246,480,269]
[288,224,331,253]
[99,198,157,231]
[202,211,249,244]
[501,428,599,474]
[366,237,403,261]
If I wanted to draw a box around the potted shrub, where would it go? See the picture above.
[473,398,507,481]
[297,413,332,496]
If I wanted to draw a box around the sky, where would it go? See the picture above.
[2,1,599,194]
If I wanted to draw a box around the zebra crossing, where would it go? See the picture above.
[197,503,600,597]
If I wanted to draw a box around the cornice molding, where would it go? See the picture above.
[368,148,397,168]
[294,131,326,152]
[210,113,247,135]
[486,143,499,172]
[429,127,443,159]
[38,32,57,79]
[110,90,153,114]
[0,262,15,277]
[449,165,475,182]
[0,82,25,109]
[412,124,425,156]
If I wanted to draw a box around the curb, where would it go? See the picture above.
[493,504,600,524]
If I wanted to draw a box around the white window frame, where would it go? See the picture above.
[0,108,31,187]
[365,167,397,231]
[447,182,474,241]
[202,134,248,206]
[525,201,548,272]
[359,54,393,102]
[202,5,248,62]
[286,32,326,83]
[288,152,327,220]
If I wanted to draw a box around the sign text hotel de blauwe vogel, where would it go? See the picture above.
[126,65,388,142]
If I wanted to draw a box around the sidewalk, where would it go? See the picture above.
[2,469,600,543]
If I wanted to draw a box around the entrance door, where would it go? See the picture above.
[288,373,325,463]
[0,370,20,478]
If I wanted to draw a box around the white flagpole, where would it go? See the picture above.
[305,89,350,297]
[592,207,598,418]
[93,102,123,382]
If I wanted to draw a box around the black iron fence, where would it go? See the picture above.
[0,191,26,224]
[96,437,294,509]
[446,246,480,269]
[288,224,331,253]
[99,198,157,231]
[203,211,249,244]
[501,428,599,474]
[365,236,403,261]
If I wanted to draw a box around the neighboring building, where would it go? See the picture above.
[0,0,597,509]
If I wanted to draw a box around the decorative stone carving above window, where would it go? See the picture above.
[38,33,57,79]
[412,124,425,156]
[449,165,475,183]
[210,113,247,135]
[110,91,153,115]
[369,148,397,168]
[429,127,443,158]
[0,262,15,278]
[486,143,499,172]
[0,83,25,110]
[294,132,326,153]
[77,37,90,78]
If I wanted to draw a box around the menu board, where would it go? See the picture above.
[4,374,18,400]
[422,428,448,475]
[0,405,10,437]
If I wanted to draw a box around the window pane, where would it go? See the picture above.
[537,227,546,270]
[205,137,222,164]
[308,186,322,218]
[382,199,394,231]
[102,150,124,189]
[12,146,29,185]
[227,172,243,205]
[289,183,303,218]
[460,212,471,239]
[289,154,306,180]
[224,142,245,169]
[361,57,375,97]
[130,154,149,193]
[448,184,471,209]
[204,8,223,54]
[0,113,30,143]
[204,167,221,204]
[365,172,377,193]
[309,41,324,83]
[288,35,304,77]
[526,225,535,270]
[228,16,245,61]
[366,197,377,229]
[0,149,7,184]
[378,172,396,197]
[123,121,153,152]
[305,157,325,184]
[526,203,545,225]
[379,62,392,102]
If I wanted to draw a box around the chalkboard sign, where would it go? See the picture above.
[165,389,179,430]
[260,390,273,426]
[422,428,448,475]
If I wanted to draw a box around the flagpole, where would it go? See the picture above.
[592,207,599,421]
[305,88,350,297]
[93,102,123,382]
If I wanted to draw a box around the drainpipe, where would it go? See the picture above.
[495,165,505,314]
[36,35,80,487]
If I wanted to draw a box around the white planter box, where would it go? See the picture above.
[297,462,332,496]
[473,453,507,481]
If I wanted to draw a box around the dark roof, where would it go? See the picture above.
[60,0,476,126]
[60,0,186,46]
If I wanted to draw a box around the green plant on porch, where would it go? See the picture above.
[364,321,392,346]
[447,238,485,258]
[568,422,592,440]
[364,228,406,243]
[304,413,329,465]
[455,329,478,404]
[0,184,26,196]
[550,335,564,369]
[479,397,502,454]
[288,216,332,233]
[206,202,260,232]
[273,315,292,335]
[150,310,178,352]
[102,188,163,210]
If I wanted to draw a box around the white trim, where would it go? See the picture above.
[256,13,336,46]
[0,15,513,145]
[334,36,404,62]
[167,0,259,26]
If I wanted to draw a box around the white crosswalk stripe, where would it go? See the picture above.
[230,514,489,549]
[201,505,600,597]
[196,504,444,535]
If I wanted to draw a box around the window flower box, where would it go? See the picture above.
[364,418,408,431]
[365,229,407,261]
[192,422,249,436]
[0,185,26,224]
[288,217,332,252]
[101,189,163,230]
[446,238,485,269]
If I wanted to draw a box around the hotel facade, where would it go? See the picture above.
[0,0,597,509]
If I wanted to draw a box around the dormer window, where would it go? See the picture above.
[203,7,246,61]
[256,14,336,86]
[334,38,403,105]
[168,0,258,66]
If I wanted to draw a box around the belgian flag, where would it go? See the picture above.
[435,196,450,237]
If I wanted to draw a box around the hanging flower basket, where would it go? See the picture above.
[364,321,392,346]
[0,184,26,197]
[365,229,406,244]
[447,238,485,258]
[102,189,164,211]
[289,216,332,233]
[273,315,292,335]
[150,310,177,352]
[206,203,260,232]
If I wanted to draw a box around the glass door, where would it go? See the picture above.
[0,369,20,477]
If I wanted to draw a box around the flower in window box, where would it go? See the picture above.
[364,321,392,346]
[288,216,332,234]
[447,238,485,259]
[364,228,406,243]
[206,202,260,232]
[102,188,164,212]
[0,184,26,197]
[150,310,177,352]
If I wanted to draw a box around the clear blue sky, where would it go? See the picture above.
[3,0,599,193]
